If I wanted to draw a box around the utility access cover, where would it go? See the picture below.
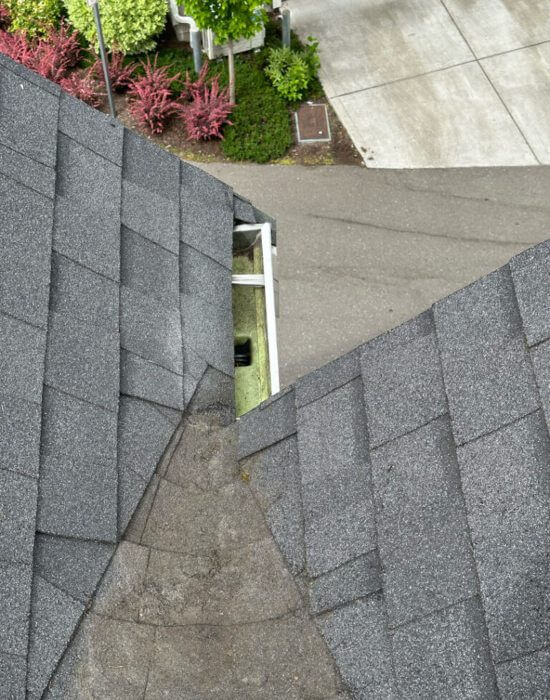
[295,103,331,144]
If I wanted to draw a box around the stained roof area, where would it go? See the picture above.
[0,54,270,697]
[239,243,550,698]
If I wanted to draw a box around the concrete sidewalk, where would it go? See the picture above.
[201,163,550,385]
[285,0,550,168]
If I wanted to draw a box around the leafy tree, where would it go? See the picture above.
[183,0,265,103]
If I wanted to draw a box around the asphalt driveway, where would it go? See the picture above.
[201,162,550,385]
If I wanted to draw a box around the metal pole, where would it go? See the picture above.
[282,8,291,49]
[190,30,202,74]
[87,0,116,118]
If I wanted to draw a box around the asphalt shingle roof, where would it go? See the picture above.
[1,53,548,698]
[239,241,550,698]
[0,55,268,695]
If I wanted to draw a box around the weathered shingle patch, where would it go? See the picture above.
[295,348,360,408]
[238,388,297,459]
[361,311,447,447]
[34,534,114,605]
[0,314,46,404]
[392,597,498,698]
[0,469,38,565]
[309,551,382,615]
[510,240,550,347]
[121,227,179,303]
[319,595,396,697]
[0,175,53,327]
[434,267,539,444]
[58,92,123,166]
[371,416,477,628]
[496,649,550,699]
[0,561,32,657]
[27,576,85,699]
[0,394,42,478]
[457,410,550,662]
[0,66,59,166]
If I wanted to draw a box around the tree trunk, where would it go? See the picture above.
[227,39,236,104]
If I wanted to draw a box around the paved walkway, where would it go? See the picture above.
[285,0,550,168]
[202,163,550,385]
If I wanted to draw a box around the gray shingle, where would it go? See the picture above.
[0,469,37,565]
[121,227,179,303]
[234,193,256,223]
[238,388,296,459]
[118,396,175,482]
[45,312,119,411]
[56,135,121,217]
[0,393,41,478]
[392,597,498,699]
[371,416,477,628]
[34,534,114,605]
[457,410,550,662]
[496,649,550,700]
[50,253,119,332]
[0,53,60,96]
[180,243,232,309]
[295,348,360,408]
[532,340,550,429]
[122,129,180,201]
[0,142,55,198]
[53,197,120,281]
[0,175,53,327]
[121,350,183,411]
[309,551,382,615]
[121,180,179,254]
[185,365,234,422]
[27,576,85,699]
[180,293,234,376]
[0,314,46,404]
[434,267,539,444]
[246,436,305,575]
[0,67,59,167]
[0,652,26,700]
[118,463,148,537]
[319,595,396,696]
[0,561,32,656]
[58,92,123,165]
[297,378,368,485]
[180,163,233,269]
[37,454,117,542]
[304,483,376,577]
[361,313,447,447]
[121,286,183,375]
[41,387,117,465]
[510,241,550,346]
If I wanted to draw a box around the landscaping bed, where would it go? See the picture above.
[0,3,361,165]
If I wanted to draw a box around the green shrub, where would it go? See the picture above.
[63,0,167,54]
[222,89,291,163]
[5,0,63,36]
[264,37,320,103]
[265,47,309,102]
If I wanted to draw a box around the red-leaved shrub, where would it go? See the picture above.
[0,29,35,68]
[0,21,80,83]
[33,23,81,82]
[0,4,10,30]
[59,69,105,108]
[92,51,136,92]
[183,62,210,101]
[182,76,233,141]
[127,56,182,134]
